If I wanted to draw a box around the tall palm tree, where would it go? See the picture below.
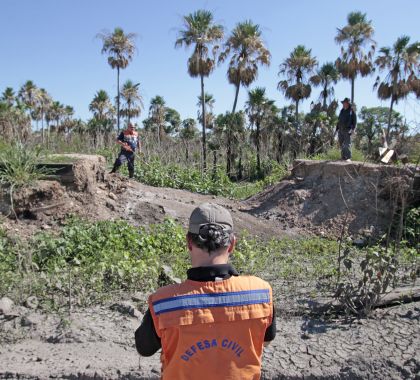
[310,62,340,110]
[98,27,136,132]
[219,20,271,113]
[120,80,143,125]
[245,87,274,178]
[374,36,420,140]
[278,45,318,121]
[335,11,376,104]
[175,10,224,171]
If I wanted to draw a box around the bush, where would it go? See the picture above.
[132,157,288,199]
[0,143,50,188]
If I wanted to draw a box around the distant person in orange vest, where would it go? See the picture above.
[135,203,276,380]
[110,123,140,178]
[336,97,357,162]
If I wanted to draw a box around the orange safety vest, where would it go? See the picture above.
[149,275,273,380]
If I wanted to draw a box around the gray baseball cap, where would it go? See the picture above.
[188,203,234,234]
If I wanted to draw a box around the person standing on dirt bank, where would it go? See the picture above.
[110,123,140,178]
[135,203,276,380]
[336,97,357,161]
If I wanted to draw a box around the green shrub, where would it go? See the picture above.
[0,143,50,188]
[132,157,288,199]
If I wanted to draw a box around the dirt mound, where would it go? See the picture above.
[0,154,284,240]
[245,159,417,238]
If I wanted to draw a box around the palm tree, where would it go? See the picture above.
[98,27,136,132]
[89,89,115,146]
[89,90,115,121]
[374,36,420,140]
[215,111,246,177]
[120,80,143,125]
[175,10,224,171]
[180,118,198,161]
[1,87,16,107]
[310,62,340,110]
[164,108,181,135]
[35,88,52,144]
[278,45,318,121]
[18,80,40,123]
[197,92,215,129]
[219,20,271,113]
[149,95,167,145]
[245,87,273,178]
[335,11,376,104]
[47,101,65,133]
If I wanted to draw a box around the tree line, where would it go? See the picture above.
[0,10,419,178]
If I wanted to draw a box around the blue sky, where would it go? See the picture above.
[1,0,419,130]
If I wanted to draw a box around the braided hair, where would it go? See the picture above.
[187,224,233,254]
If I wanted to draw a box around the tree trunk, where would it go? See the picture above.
[232,83,240,114]
[212,150,217,180]
[351,76,355,104]
[117,67,120,132]
[386,97,395,142]
[309,121,318,155]
[226,134,232,178]
[200,74,207,172]
[295,100,299,121]
[256,121,261,178]
[367,136,373,155]
[323,83,328,110]
[237,147,243,180]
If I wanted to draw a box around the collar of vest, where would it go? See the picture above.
[187,264,239,282]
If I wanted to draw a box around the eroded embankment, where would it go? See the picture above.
[245,159,418,238]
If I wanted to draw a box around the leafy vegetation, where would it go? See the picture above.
[0,218,417,312]
[132,156,289,199]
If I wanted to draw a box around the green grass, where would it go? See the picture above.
[309,147,367,162]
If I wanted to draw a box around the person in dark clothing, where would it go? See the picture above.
[110,123,140,178]
[135,203,276,379]
[336,97,357,161]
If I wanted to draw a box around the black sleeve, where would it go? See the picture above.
[117,132,124,142]
[135,308,162,356]
[264,306,276,342]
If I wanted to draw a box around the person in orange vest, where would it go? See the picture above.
[110,123,140,178]
[135,203,276,380]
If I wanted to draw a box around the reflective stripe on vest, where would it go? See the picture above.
[152,289,270,315]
